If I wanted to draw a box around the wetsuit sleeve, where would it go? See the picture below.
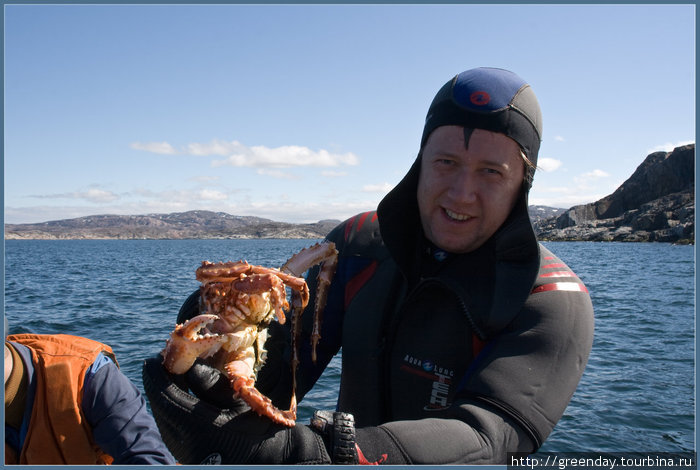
[82,354,176,464]
[353,411,533,464]
[457,280,595,450]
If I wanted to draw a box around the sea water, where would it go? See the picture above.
[3,239,694,453]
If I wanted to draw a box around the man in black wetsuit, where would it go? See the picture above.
[143,67,594,464]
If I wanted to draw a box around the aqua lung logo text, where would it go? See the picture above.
[401,355,455,411]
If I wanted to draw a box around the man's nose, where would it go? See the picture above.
[447,169,478,203]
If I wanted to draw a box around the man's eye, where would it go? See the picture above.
[483,168,502,175]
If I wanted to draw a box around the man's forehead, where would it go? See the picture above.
[426,127,522,159]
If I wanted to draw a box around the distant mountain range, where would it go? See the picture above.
[5,207,566,241]
[6,144,693,242]
[4,211,341,240]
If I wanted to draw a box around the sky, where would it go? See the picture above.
[3,3,696,225]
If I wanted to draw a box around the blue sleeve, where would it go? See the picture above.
[82,354,176,464]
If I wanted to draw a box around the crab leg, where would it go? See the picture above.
[281,242,339,422]
[196,260,256,283]
[281,242,338,362]
[310,253,338,362]
[288,287,305,410]
[281,242,338,278]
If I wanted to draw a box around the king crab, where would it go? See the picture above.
[161,241,338,427]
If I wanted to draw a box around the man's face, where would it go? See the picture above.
[417,126,525,254]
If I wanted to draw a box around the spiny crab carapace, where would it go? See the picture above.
[161,241,338,427]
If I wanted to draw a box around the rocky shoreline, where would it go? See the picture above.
[534,190,694,243]
[533,144,694,244]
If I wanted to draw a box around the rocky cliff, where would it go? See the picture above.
[535,144,695,243]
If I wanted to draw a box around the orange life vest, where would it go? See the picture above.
[5,334,118,465]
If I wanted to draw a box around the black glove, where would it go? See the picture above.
[142,356,344,464]
[183,359,250,412]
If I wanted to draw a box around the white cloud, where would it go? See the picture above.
[186,140,245,156]
[362,182,394,193]
[528,193,608,208]
[130,138,360,169]
[534,185,575,193]
[256,168,299,180]
[190,175,220,183]
[130,187,238,203]
[212,145,359,168]
[321,170,348,177]
[235,199,376,223]
[196,189,228,201]
[537,158,563,172]
[83,188,119,203]
[531,167,621,208]
[554,136,566,142]
[31,188,120,203]
[130,141,178,155]
[579,169,610,180]
[646,140,695,154]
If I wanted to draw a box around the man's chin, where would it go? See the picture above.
[431,235,482,255]
[423,218,485,253]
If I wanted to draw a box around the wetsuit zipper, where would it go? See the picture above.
[380,276,482,422]
[411,277,485,339]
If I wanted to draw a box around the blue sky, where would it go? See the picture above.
[4,3,696,224]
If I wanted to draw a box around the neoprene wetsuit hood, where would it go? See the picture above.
[377,67,541,268]
[421,67,542,186]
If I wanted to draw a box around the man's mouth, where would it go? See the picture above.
[444,209,472,221]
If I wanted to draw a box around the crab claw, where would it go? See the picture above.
[161,314,227,374]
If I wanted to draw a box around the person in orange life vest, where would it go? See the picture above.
[5,323,176,465]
